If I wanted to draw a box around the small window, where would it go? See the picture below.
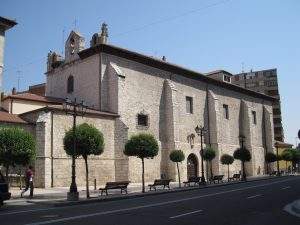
[223,104,229,119]
[223,75,231,83]
[234,76,239,81]
[137,114,148,126]
[252,111,257,125]
[67,75,74,93]
[186,96,193,114]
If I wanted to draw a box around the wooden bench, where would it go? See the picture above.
[228,174,241,181]
[148,179,171,191]
[183,176,201,187]
[99,181,130,195]
[269,171,277,176]
[210,175,224,184]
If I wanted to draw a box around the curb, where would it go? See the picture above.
[53,175,294,207]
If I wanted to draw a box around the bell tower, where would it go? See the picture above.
[65,30,85,62]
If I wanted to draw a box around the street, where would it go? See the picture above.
[0,176,299,225]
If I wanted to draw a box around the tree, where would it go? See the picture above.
[202,147,216,180]
[169,150,185,188]
[265,152,277,174]
[124,133,159,193]
[288,148,300,172]
[0,127,36,179]
[281,149,293,172]
[233,147,251,181]
[220,154,234,182]
[64,123,104,198]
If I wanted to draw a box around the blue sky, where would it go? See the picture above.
[1,0,300,145]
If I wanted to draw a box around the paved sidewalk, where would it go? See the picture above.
[6,174,296,206]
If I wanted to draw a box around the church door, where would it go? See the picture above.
[187,154,198,178]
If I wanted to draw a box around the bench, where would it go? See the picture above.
[148,179,171,191]
[228,174,241,181]
[99,181,130,195]
[183,176,201,187]
[269,171,277,176]
[210,175,224,184]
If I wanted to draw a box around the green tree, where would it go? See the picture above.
[265,152,277,174]
[124,133,159,193]
[233,147,251,181]
[202,147,216,180]
[220,154,234,182]
[64,123,104,198]
[0,127,36,179]
[281,149,293,172]
[169,150,185,188]
[288,148,300,172]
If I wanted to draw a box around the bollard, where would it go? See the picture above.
[94,179,97,190]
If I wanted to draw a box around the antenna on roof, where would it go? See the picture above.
[73,18,77,30]
[17,70,21,91]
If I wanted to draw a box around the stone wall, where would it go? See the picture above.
[100,52,274,183]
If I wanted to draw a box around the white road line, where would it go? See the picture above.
[170,210,203,219]
[246,194,262,199]
[22,178,299,225]
[281,186,291,190]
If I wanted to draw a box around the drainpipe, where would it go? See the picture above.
[50,111,54,187]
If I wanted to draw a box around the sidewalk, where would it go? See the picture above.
[7,174,296,206]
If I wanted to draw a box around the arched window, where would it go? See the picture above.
[67,75,74,93]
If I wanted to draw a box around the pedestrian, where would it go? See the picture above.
[21,165,34,198]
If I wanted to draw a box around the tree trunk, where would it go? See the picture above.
[141,158,145,193]
[84,156,89,198]
[210,160,213,180]
[176,162,181,188]
[5,165,9,180]
[227,165,230,182]
[242,161,246,181]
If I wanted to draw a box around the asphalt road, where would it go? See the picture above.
[0,176,299,225]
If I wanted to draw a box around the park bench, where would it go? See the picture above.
[148,179,172,191]
[269,171,277,176]
[99,181,130,195]
[183,176,201,187]
[210,175,224,184]
[228,174,241,181]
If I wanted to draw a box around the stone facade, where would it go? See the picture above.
[16,25,276,187]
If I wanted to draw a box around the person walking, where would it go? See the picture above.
[21,166,34,198]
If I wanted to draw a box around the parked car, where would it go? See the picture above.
[0,171,11,207]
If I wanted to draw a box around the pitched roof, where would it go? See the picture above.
[0,111,27,124]
[78,43,276,102]
[205,70,233,76]
[20,105,119,119]
[2,93,64,104]
[0,16,17,30]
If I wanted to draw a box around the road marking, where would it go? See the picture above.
[23,178,299,225]
[281,186,290,190]
[170,210,203,219]
[246,194,262,199]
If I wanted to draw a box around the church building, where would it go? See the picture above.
[1,23,276,188]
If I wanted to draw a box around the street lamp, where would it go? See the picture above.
[274,142,280,176]
[238,134,247,181]
[63,97,88,201]
[195,125,206,184]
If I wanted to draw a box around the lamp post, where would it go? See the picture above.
[195,125,206,184]
[274,142,280,176]
[238,135,246,181]
[63,98,87,201]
